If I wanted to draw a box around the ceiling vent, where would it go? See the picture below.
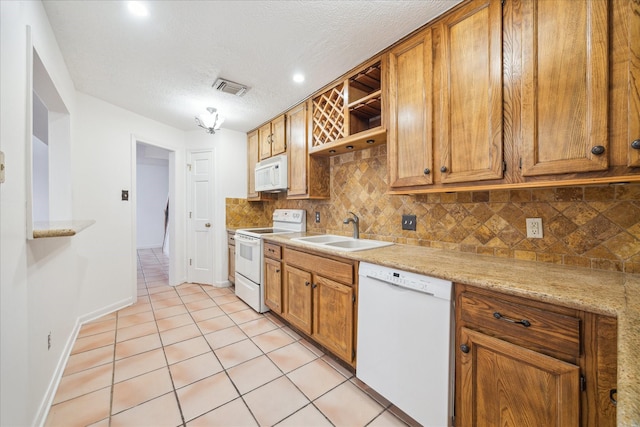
[212,78,249,97]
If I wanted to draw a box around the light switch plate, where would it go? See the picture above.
[0,151,5,184]
[526,218,543,238]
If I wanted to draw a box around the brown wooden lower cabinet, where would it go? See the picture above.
[227,231,235,284]
[455,283,617,427]
[265,245,357,366]
[458,327,580,426]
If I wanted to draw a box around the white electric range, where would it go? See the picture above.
[234,209,306,312]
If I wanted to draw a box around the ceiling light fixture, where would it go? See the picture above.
[195,107,224,134]
[127,1,149,17]
[293,73,305,83]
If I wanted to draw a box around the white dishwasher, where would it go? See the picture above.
[357,262,454,427]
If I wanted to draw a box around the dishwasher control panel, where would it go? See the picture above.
[359,262,452,300]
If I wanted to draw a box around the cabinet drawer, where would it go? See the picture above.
[264,243,281,260]
[284,248,353,285]
[460,292,581,359]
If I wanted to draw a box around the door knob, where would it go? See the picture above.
[205,223,211,228]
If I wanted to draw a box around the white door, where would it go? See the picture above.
[188,151,214,285]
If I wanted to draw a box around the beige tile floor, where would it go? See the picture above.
[45,248,418,427]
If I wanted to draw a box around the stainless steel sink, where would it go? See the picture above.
[291,235,393,252]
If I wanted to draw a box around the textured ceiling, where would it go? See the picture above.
[42,0,463,133]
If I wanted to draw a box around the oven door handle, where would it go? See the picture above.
[235,234,261,246]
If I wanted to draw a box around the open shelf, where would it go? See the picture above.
[311,58,384,156]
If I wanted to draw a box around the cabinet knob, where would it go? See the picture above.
[423,168,430,175]
[305,281,310,287]
[610,389,617,406]
[460,344,470,354]
[275,269,280,273]
[591,145,605,155]
[631,139,640,150]
[440,166,448,173]
[205,223,211,228]
[312,283,318,289]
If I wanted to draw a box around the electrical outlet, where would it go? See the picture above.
[315,212,320,223]
[0,150,5,184]
[402,214,417,231]
[526,218,543,238]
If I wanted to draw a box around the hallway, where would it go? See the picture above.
[45,248,416,426]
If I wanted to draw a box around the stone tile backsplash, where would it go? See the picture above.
[226,145,640,274]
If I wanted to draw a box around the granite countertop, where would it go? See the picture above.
[262,232,640,426]
[32,220,95,238]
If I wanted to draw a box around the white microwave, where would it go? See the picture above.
[255,154,288,192]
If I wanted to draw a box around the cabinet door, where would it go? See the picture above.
[458,327,580,427]
[283,264,312,334]
[388,28,434,188]
[521,0,609,176]
[247,131,260,199]
[286,104,308,197]
[271,114,287,156]
[228,244,235,284]
[264,257,282,313]
[436,0,503,184]
[312,275,354,363]
[626,0,640,167]
[258,122,272,160]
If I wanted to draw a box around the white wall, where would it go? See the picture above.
[73,93,187,314]
[136,159,169,249]
[1,2,78,425]
[1,3,248,424]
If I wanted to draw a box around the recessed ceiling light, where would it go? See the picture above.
[128,1,149,17]
[293,73,305,83]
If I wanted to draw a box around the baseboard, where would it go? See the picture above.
[33,296,135,427]
[213,279,232,288]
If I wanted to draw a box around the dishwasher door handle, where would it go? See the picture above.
[364,275,435,297]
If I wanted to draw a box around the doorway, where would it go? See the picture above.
[133,139,176,293]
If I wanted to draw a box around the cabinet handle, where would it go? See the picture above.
[631,139,640,150]
[305,281,310,287]
[493,312,531,327]
[610,389,617,406]
[440,166,448,173]
[312,283,318,289]
[591,145,605,155]
[460,344,470,353]
[275,269,280,273]
[424,168,430,175]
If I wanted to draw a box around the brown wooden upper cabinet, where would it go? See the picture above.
[259,114,286,160]
[517,0,639,183]
[520,0,608,176]
[286,102,330,200]
[388,0,638,193]
[246,130,260,200]
[387,27,435,188]
[388,0,503,190]
[246,130,277,202]
[435,0,504,184]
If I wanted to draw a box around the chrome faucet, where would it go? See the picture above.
[343,211,359,239]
